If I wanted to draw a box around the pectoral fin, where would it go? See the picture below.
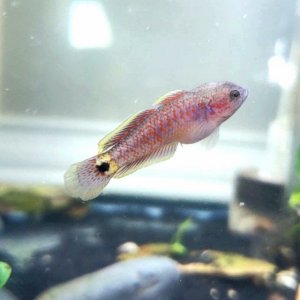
[200,128,219,149]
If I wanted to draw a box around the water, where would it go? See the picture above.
[0,0,300,299]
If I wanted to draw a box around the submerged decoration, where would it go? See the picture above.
[0,184,86,217]
[116,220,282,284]
[64,81,248,200]
[117,218,194,260]
[118,243,277,282]
[35,256,180,300]
[180,250,276,280]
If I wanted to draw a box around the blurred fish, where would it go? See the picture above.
[64,81,248,200]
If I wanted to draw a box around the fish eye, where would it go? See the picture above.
[230,90,240,101]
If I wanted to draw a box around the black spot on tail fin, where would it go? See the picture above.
[97,162,110,173]
[64,156,113,201]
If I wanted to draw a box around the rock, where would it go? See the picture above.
[0,289,19,300]
[35,256,180,300]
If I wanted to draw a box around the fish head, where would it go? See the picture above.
[197,81,248,124]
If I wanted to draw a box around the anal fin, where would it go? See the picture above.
[115,142,178,178]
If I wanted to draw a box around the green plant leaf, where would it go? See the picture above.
[289,191,300,210]
[169,218,194,257]
[171,218,194,245]
[0,262,12,289]
[170,242,187,256]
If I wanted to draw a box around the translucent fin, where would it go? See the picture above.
[64,156,112,201]
[154,90,185,105]
[200,128,219,149]
[98,109,154,153]
[115,142,178,178]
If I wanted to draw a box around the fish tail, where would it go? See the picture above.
[64,156,113,201]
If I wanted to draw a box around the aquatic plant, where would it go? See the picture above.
[0,185,79,215]
[0,261,11,288]
[170,218,194,256]
[289,149,300,211]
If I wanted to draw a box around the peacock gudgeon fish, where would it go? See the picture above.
[64,81,248,200]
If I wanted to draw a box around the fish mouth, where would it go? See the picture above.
[239,87,248,102]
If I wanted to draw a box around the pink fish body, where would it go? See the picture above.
[64,81,248,200]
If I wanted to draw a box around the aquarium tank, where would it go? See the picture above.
[0,0,300,299]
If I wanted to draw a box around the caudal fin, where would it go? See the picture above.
[64,156,112,201]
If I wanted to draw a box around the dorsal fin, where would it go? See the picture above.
[154,90,185,106]
[98,89,184,153]
[98,108,155,153]
[114,142,178,178]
